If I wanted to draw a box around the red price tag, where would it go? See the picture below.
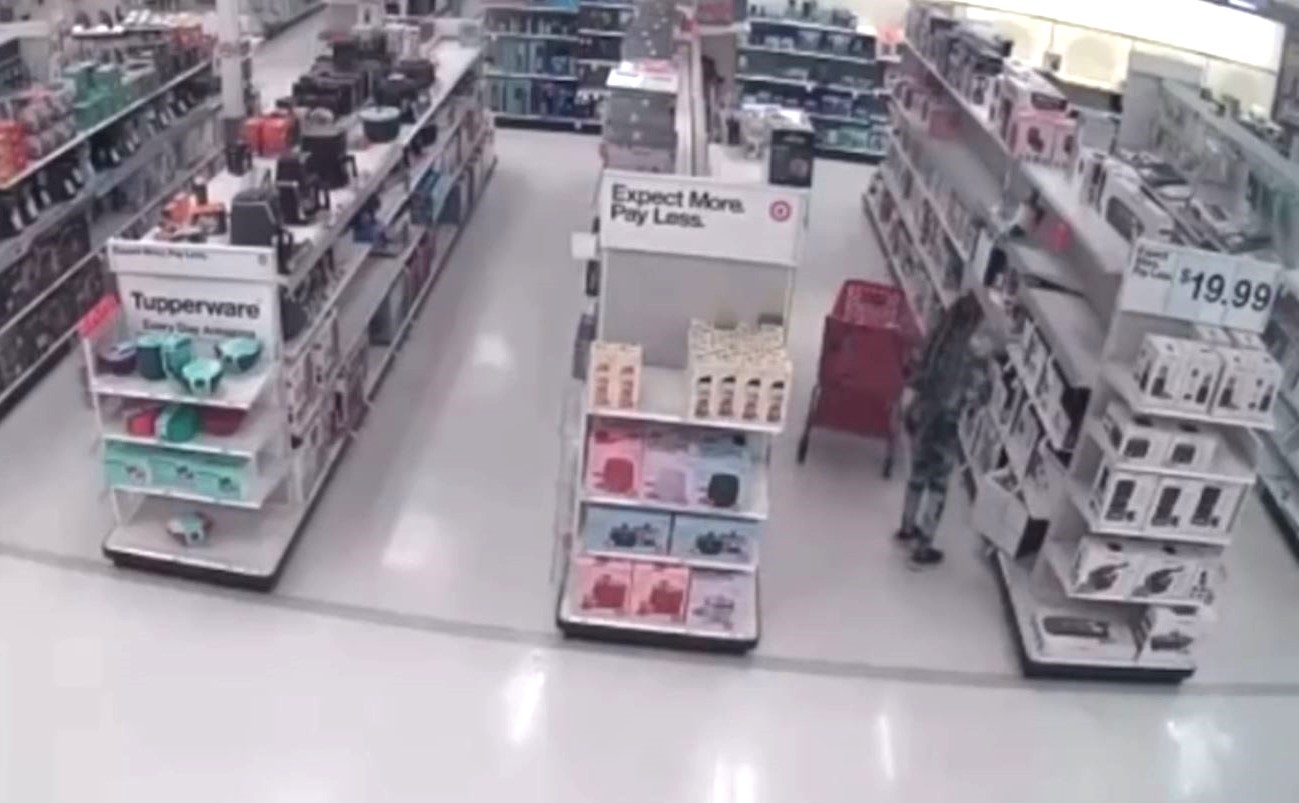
[77,294,119,338]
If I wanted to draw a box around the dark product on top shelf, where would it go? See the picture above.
[375,74,422,123]
[275,150,330,225]
[767,120,815,188]
[301,111,357,190]
[230,188,296,271]
[360,106,402,143]
[243,111,300,157]
[395,59,437,90]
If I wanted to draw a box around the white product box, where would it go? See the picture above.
[1145,477,1202,533]
[1069,536,1143,597]
[1099,401,1167,466]
[1133,334,1183,404]
[1160,421,1218,471]
[1135,605,1199,664]
[972,467,1046,558]
[589,342,620,409]
[759,358,792,426]
[737,368,766,424]
[1130,542,1197,602]
[1088,461,1157,527]
[688,358,720,419]
[1210,347,1252,416]
[1184,481,1244,536]
[1241,348,1282,416]
[1174,343,1222,413]
[1185,548,1223,605]
[1193,324,1234,347]
[1227,329,1266,352]
[1031,607,1138,661]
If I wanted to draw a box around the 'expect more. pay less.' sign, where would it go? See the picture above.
[598,171,806,266]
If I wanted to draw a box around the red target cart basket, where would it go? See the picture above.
[796,280,922,477]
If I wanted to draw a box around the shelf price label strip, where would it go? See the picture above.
[1120,239,1280,334]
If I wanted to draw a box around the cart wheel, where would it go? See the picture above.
[881,454,893,479]
[796,434,810,464]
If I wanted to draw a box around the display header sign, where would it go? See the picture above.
[107,238,277,282]
[598,171,806,267]
[1120,239,1280,333]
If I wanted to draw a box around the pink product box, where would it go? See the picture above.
[686,570,754,634]
[629,563,690,624]
[1002,110,1077,168]
[585,422,644,497]
[574,556,634,617]
[641,426,693,504]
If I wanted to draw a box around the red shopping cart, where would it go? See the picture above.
[796,280,922,477]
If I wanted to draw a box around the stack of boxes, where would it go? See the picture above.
[104,442,256,502]
[588,341,643,411]
[604,59,679,174]
[1131,329,1281,423]
[0,86,77,177]
[686,321,792,427]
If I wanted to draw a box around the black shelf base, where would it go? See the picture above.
[1257,481,1299,563]
[557,613,759,654]
[990,552,1194,685]
[494,115,602,135]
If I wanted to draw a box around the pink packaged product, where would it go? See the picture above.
[1002,110,1077,168]
[629,563,690,624]
[642,426,693,504]
[575,556,634,616]
[686,570,755,634]
[585,422,644,497]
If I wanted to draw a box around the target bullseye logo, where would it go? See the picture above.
[769,200,792,222]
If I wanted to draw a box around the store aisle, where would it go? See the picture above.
[5,552,1299,803]
[277,130,599,630]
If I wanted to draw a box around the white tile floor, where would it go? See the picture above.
[3,14,1299,800]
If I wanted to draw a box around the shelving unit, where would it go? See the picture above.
[735,11,890,161]
[80,22,498,590]
[0,48,220,418]
[553,6,806,652]
[895,2,1284,682]
[484,0,610,133]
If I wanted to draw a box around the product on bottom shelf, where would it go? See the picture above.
[585,421,644,496]
[686,569,755,634]
[575,555,634,617]
[669,513,759,566]
[166,510,213,547]
[1031,605,1137,661]
[1135,605,1198,664]
[582,505,671,555]
[629,562,690,623]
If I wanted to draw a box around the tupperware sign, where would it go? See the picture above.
[599,172,805,266]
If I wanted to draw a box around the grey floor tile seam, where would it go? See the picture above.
[4,543,1299,698]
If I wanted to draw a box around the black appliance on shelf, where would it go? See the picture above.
[375,73,421,123]
[300,111,358,191]
[275,151,330,225]
[395,58,436,90]
[230,188,296,272]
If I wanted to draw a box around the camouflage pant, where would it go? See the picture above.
[902,410,961,545]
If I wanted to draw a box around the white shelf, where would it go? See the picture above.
[486,30,577,42]
[582,461,769,521]
[879,168,955,309]
[109,457,291,511]
[102,403,282,458]
[336,230,427,360]
[1105,363,1275,432]
[740,44,873,65]
[736,73,814,89]
[1084,418,1254,485]
[806,111,876,126]
[1066,478,1232,547]
[1020,287,1103,388]
[90,363,276,411]
[588,365,785,434]
[581,549,756,573]
[493,112,600,125]
[1044,539,1206,610]
[484,70,578,81]
[576,28,625,37]
[484,2,578,12]
[746,16,874,36]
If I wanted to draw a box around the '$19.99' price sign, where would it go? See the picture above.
[1126,241,1280,334]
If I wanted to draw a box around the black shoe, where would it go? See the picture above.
[908,545,944,569]
[895,526,921,544]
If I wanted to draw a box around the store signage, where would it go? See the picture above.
[114,272,278,344]
[598,171,806,266]
[1120,239,1279,333]
[107,239,277,282]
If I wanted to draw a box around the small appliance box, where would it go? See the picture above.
[1031,606,1136,661]
[669,514,759,566]
[588,341,642,411]
[1185,481,1244,536]
[1135,605,1199,665]
[1160,422,1218,472]
[690,432,751,511]
[585,422,644,497]
[629,563,690,623]
[1133,334,1183,404]
[1130,543,1196,602]
[1174,343,1222,413]
[1100,401,1166,466]
[971,466,1046,558]
[582,505,671,555]
[1210,346,1254,417]
[766,120,815,189]
[686,569,754,634]
[1069,536,1142,597]
[1145,477,1201,533]
[575,556,634,616]
[641,426,693,504]
[1088,460,1156,528]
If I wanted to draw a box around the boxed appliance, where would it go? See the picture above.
[1241,347,1281,416]
[1208,345,1277,418]
[1130,542,1196,601]
[574,556,634,616]
[588,341,642,411]
[669,514,759,566]
[103,442,153,487]
[582,505,671,555]
[1133,334,1184,405]
[1100,401,1167,466]
[1088,460,1157,528]
[1145,477,1202,533]
[1100,175,1175,245]
[585,422,644,496]
[971,466,1047,558]
[689,432,751,511]
[1160,421,1218,472]
[766,114,816,189]
[1184,481,1244,536]
[1030,606,1137,661]
[641,426,692,504]
[1068,536,1143,597]
[1135,605,1199,664]
[686,569,754,634]
[629,562,690,623]
[1173,342,1222,413]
